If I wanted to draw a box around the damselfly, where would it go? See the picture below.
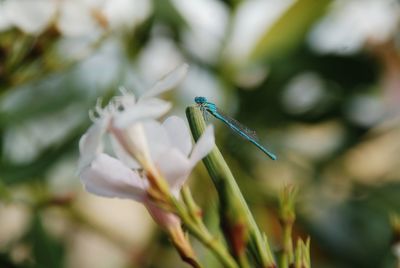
[194,96,277,160]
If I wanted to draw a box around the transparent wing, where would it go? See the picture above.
[199,106,210,122]
[215,108,259,141]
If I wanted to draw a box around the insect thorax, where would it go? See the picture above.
[194,96,207,104]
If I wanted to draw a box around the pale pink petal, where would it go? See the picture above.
[143,197,181,229]
[110,135,140,169]
[116,90,136,107]
[189,125,215,165]
[114,98,171,128]
[139,63,189,100]
[155,148,192,196]
[80,153,147,201]
[163,116,192,156]
[112,123,155,167]
[142,120,171,162]
[78,117,109,171]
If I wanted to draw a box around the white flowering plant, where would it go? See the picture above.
[78,64,232,267]
[77,64,309,268]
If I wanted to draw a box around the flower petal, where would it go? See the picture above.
[189,125,215,165]
[57,0,100,37]
[139,63,189,100]
[5,0,57,34]
[142,120,171,162]
[114,98,171,128]
[155,148,192,197]
[144,197,181,229]
[0,3,12,31]
[78,117,109,171]
[80,153,147,201]
[110,135,140,169]
[103,0,151,30]
[112,123,153,167]
[163,116,192,156]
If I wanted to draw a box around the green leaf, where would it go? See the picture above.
[0,123,85,185]
[0,77,84,126]
[249,0,331,63]
[153,0,187,31]
[0,252,24,268]
[24,213,65,268]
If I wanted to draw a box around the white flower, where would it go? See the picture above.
[57,0,103,37]
[308,0,400,55]
[103,0,151,31]
[1,0,152,36]
[78,64,215,201]
[79,116,215,199]
[393,242,400,260]
[3,0,57,34]
[0,2,12,31]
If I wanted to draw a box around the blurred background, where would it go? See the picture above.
[1,0,400,267]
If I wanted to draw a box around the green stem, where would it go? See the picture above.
[280,223,293,268]
[238,253,252,268]
[182,187,252,268]
[181,186,203,227]
[186,106,275,268]
[279,186,297,268]
[294,238,311,268]
[172,198,239,268]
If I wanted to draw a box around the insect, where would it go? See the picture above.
[194,96,277,160]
